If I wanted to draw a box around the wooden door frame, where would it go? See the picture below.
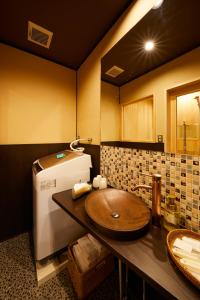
[167,79,200,153]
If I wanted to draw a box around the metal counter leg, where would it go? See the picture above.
[118,259,129,300]
[124,263,128,300]
[118,259,123,300]
[143,279,146,300]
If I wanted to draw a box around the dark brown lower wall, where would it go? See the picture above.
[79,143,100,179]
[0,143,100,242]
[101,141,164,151]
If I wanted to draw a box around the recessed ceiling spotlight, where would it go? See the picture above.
[153,0,164,9]
[144,40,154,51]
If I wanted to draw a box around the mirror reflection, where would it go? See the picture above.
[100,0,200,153]
[177,92,200,155]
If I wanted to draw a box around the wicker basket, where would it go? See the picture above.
[67,241,114,299]
[167,229,200,289]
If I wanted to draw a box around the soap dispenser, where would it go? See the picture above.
[163,195,180,231]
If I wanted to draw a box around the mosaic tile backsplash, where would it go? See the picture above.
[100,146,200,233]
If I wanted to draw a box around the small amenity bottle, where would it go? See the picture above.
[163,195,180,231]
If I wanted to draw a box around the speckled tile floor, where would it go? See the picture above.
[0,233,119,300]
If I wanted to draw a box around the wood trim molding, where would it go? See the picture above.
[167,79,200,153]
[101,141,164,151]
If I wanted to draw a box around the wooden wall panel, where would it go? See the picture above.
[0,144,67,241]
[0,144,100,241]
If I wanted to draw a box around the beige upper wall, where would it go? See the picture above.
[101,81,120,141]
[77,0,155,145]
[120,47,200,143]
[0,43,76,144]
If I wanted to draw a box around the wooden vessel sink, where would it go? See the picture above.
[85,188,150,239]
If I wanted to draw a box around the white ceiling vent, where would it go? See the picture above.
[105,65,124,78]
[28,21,53,49]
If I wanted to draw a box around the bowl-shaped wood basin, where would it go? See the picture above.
[85,188,150,239]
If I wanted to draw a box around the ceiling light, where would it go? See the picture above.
[153,0,164,9]
[144,41,154,51]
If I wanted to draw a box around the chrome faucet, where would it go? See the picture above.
[133,174,161,227]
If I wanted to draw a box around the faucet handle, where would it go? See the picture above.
[152,174,161,181]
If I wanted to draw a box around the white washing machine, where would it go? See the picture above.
[32,150,92,261]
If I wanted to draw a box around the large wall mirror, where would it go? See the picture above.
[100,0,200,153]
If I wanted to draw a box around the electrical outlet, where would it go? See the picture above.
[104,165,109,177]
[157,135,163,143]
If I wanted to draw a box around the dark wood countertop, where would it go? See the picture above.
[52,189,200,300]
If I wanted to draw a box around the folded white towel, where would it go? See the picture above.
[172,247,200,261]
[173,238,193,253]
[72,234,109,273]
[182,236,200,252]
[72,243,91,273]
[72,182,92,199]
[88,233,108,256]
[77,234,99,262]
[180,258,200,274]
